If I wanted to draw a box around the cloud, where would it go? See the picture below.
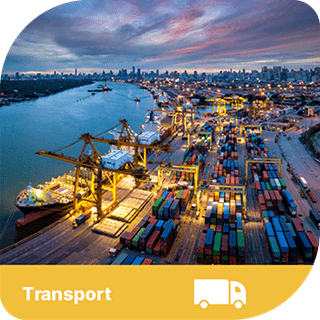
[3,0,320,73]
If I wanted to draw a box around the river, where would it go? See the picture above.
[0,81,159,249]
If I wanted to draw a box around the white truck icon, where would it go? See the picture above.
[194,279,246,309]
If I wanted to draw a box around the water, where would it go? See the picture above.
[0,82,158,249]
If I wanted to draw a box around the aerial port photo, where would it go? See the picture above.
[0,0,319,267]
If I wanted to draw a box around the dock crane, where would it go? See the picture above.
[206,97,228,116]
[36,132,148,221]
[90,119,174,170]
[151,108,200,134]
[224,95,247,110]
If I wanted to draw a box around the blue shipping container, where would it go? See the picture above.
[265,222,275,237]
[275,231,289,253]
[131,256,145,265]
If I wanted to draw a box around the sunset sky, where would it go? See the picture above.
[2,0,320,74]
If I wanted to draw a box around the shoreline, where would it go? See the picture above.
[0,79,94,106]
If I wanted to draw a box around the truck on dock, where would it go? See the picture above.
[310,209,320,230]
[299,177,308,188]
[108,242,124,257]
[282,190,297,216]
[72,210,92,228]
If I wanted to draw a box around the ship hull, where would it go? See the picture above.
[15,202,73,227]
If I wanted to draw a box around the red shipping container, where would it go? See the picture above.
[258,194,265,205]
[255,181,262,191]
[274,190,282,203]
[216,225,222,233]
[263,171,269,182]
[153,239,161,255]
[141,258,153,265]
[197,233,206,254]
[203,224,209,233]
[154,190,164,202]
[306,232,318,259]
[229,256,237,265]
[263,190,271,201]
[165,192,173,201]
[292,217,304,233]
[260,204,267,212]
[146,230,161,251]
[213,255,220,264]
[125,226,140,247]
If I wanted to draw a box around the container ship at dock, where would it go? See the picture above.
[15,170,91,227]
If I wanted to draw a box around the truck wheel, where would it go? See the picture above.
[234,301,243,309]
[200,300,209,309]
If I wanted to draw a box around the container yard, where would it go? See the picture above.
[0,98,319,266]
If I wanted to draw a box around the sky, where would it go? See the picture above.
[2,0,320,74]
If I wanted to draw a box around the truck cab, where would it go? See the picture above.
[299,177,308,188]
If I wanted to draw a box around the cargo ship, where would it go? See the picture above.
[15,170,91,226]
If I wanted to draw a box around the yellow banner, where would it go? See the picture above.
[0,265,312,320]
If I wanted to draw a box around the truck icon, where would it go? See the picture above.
[194,279,246,309]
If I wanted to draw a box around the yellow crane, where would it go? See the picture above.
[90,119,174,170]
[224,95,247,110]
[151,108,200,134]
[245,158,282,183]
[36,131,148,221]
[196,184,247,219]
[206,97,228,116]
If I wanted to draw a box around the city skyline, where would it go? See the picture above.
[2,0,320,74]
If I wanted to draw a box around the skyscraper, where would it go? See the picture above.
[75,68,77,76]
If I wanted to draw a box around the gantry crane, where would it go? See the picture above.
[36,132,149,221]
[240,124,263,138]
[245,157,282,183]
[90,119,174,170]
[224,95,247,110]
[206,97,227,116]
[196,184,247,219]
[151,108,200,134]
[185,130,214,150]
[155,162,199,192]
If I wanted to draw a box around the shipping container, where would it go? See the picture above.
[132,228,145,248]
[141,258,153,265]
[275,231,289,263]
[146,230,161,254]
[125,226,140,247]
[111,253,128,265]
[284,232,297,263]
[268,236,280,263]
[131,256,145,265]
[297,232,313,262]
[122,254,136,265]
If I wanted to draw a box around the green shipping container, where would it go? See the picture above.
[265,182,271,190]
[176,190,184,199]
[279,178,286,190]
[132,228,145,247]
[237,231,245,248]
[213,232,222,255]
[152,197,164,212]
[269,236,281,260]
